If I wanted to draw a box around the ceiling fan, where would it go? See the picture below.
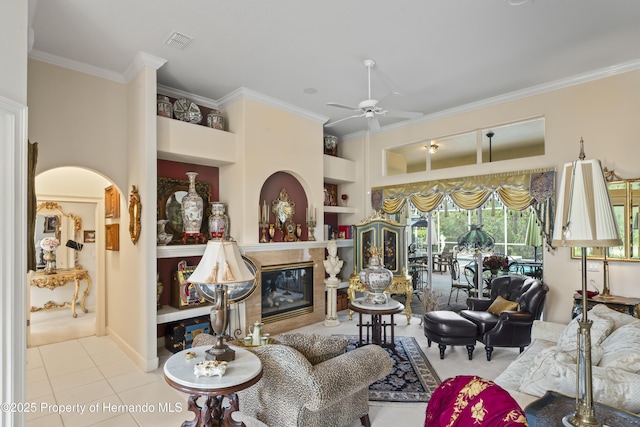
[324,59,424,133]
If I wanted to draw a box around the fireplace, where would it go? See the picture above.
[261,262,314,323]
[242,243,326,335]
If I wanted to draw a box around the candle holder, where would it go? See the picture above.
[307,220,316,241]
[259,221,268,243]
[268,224,275,243]
[296,224,302,241]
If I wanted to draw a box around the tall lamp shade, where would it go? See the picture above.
[188,240,256,361]
[551,139,621,427]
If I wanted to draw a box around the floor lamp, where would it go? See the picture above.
[551,139,621,427]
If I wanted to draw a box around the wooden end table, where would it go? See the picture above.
[164,345,262,427]
[348,298,405,360]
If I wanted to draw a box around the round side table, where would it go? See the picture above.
[164,345,262,427]
[349,297,405,360]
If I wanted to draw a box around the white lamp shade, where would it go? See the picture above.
[189,240,255,284]
[552,158,622,248]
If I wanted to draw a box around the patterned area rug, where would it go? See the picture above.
[342,335,441,403]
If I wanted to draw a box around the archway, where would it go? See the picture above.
[29,166,113,346]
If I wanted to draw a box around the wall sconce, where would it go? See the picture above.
[429,143,439,154]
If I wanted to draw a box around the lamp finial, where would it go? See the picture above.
[579,137,585,160]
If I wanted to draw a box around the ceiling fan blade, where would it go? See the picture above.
[368,116,381,133]
[383,110,424,120]
[327,102,361,111]
[324,114,364,127]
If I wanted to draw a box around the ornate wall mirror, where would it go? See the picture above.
[573,171,640,261]
[34,202,82,269]
[128,185,141,245]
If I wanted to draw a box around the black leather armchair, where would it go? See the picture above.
[460,275,549,361]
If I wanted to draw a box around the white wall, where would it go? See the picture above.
[359,69,640,324]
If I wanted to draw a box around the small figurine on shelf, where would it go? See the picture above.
[341,194,348,207]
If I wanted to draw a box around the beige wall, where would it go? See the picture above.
[356,69,640,324]
[221,98,325,244]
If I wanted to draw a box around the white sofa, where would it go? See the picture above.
[495,304,640,413]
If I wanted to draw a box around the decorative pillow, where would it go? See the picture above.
[589,303,638,330]
[557,312,614,352]
[599,320,640,373]
[277,333,349,365]
[487,295,520,316]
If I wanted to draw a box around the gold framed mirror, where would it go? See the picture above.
[128,185,141,245]
[572,171,640,262]
[35,202,82,269]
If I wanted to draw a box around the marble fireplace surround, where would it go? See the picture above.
[241,241,328,336]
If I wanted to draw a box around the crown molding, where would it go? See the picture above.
[343,58,640,141]
[28,49,126,84]
[219,87,329,124]
[122,52,167,83]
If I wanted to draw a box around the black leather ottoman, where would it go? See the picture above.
[423,311,477,360]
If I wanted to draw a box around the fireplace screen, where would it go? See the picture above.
[261,261,314,323]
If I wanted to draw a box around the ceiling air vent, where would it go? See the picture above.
[165,31,193,50]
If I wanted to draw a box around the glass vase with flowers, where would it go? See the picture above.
[482,254,508,276]
[40,237,60,274]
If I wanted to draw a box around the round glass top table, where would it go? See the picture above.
[164,345,262,427]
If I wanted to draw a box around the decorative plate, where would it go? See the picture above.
[173,98,202,124]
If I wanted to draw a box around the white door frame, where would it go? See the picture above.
[1,96,28,427]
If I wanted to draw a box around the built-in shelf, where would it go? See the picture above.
[157,244,207,258]
[157,304,212,324]
[324,206,357,214]
[157,116,237,167]
[323,155,356,184]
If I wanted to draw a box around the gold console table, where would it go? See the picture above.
[348,274,413,323]
[29,268,92,318]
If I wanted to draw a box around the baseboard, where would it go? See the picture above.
[106,326,159,372]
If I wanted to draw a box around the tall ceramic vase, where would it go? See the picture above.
[181,172,204,235]
[359,247,393,305]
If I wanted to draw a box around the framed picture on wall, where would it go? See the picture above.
[105,185,120,218]
[84,230,96,243]
[105,223,119,251]
[43,215,58,233]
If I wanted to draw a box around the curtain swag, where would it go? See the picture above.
[374,167,556,250]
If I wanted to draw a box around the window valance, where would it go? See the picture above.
[373,167,556,250]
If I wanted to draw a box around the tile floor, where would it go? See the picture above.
[26,308,519,426]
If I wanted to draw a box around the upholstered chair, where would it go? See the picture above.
[193,332,392,427]
[460,275,549,361]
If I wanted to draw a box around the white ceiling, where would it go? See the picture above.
[28,0,640,139]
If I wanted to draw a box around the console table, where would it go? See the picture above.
[572,293,640,319]
[164,345,262,427]
[28,268,92,318]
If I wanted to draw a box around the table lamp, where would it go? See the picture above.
[552,138,621,427]
[457,224,495,297]
[188,240,256,362]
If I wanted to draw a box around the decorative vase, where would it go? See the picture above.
[157,219,173,245]
[209,202,229,240]
[157,95,173,118]
[207,109,225,130]
[181,172,204,235]
[324,134,338,156]
[43,250,56,275]
[359,247,393,305]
